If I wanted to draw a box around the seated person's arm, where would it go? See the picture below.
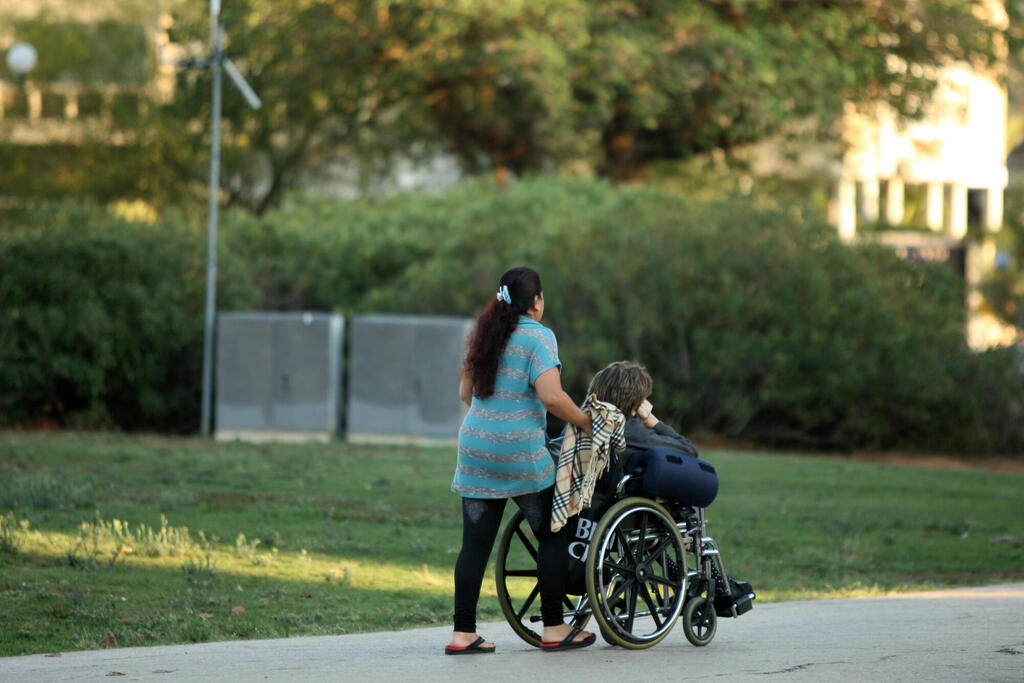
[630,400,699,457]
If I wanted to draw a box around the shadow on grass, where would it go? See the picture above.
[0,549,476,658]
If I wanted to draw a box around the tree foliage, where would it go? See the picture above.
[157,0,1003,212]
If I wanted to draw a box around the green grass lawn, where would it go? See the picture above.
[1,431,1022,657]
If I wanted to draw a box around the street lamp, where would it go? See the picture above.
[6,42,37,80]
[4,42,37,120]
[5,42,37,87]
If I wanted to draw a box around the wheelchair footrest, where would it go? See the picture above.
[715,578,755,617]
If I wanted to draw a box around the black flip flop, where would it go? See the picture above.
[540,626,596,652]
[444,636,496,655]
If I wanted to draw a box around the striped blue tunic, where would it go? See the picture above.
[453,316,561,499]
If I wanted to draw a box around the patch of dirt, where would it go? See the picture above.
[8,418,63,430]
[197,492,266,506]
[898,571,1024,583]
[845,452,1024,473]
[697,433,1024,473]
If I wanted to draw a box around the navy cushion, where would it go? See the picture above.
[625,447,719,507]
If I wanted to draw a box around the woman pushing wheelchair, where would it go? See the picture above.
[446,267,596,655]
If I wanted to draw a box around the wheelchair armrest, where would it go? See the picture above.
[615,473,636,498]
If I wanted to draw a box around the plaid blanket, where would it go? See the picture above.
[550,395,626,532]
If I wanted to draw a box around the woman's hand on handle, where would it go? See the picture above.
[535,368,592,435]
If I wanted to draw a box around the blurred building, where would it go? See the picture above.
[0,0,179,205]
[0,0,457,206]
[831,66,1006,242]
[836,60,1013,349]
[746,1,1012,349]
[0,1,172,138]
[746,54,1008,243]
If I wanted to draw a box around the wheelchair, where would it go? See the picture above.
[495,444,755,650]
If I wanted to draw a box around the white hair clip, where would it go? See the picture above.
[496,285,512,304]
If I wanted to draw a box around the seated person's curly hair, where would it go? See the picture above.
[586,361,652,417]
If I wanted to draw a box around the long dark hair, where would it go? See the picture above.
[465,267,543,399]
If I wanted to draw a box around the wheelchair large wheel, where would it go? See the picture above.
[495,509,590,647]
[585,497,686,649]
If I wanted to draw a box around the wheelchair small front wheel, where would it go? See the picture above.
[681,595,717,646]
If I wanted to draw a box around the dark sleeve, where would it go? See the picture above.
[624,418,699,458]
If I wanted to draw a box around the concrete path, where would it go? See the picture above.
[2,583,1022,682]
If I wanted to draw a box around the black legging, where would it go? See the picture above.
[453,485,569,633]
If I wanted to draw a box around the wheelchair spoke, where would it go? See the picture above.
[639,583,664,629]
[513,526,538,561]
[515,583,541,622]
[613,526,635,563]
[648,574,681,589]
[504,569,537,578]
[606,576,634,604]
[625,584,638,632]
[633,513,649,563]
[640,535,673,564]
[602,557,632,576]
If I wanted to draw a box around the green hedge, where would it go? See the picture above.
[217,193,453,311]
[355,178,1023,454]
[0,204,256,431]
[3,179,1023,454]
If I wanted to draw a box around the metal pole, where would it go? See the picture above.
[200,6,223,436]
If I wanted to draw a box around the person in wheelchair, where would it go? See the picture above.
[586,361,699,491]
[587,361,754,627]
[497,361,750,651]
